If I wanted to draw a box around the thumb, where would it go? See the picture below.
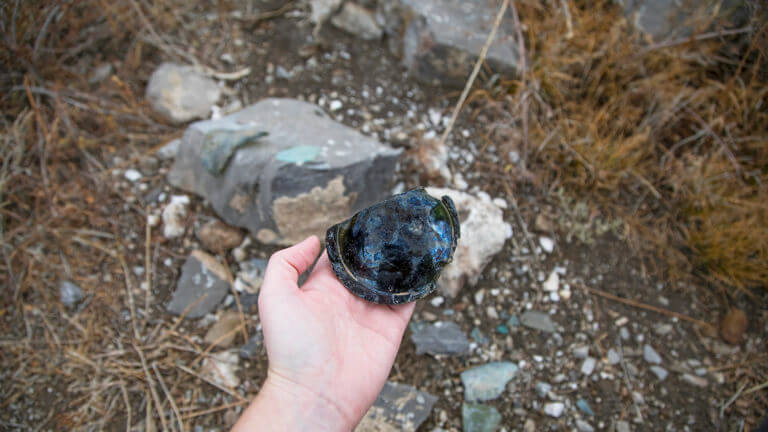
[261,236,321,297]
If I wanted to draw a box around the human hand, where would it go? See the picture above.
[233,236,416,431]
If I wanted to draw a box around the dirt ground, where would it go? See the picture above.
[1,2,766,431]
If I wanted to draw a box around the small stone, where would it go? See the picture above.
[59,281,83,307]
[508,315,520,327]
[523,419,536,432]
[620,327,631,340]
[328,100,343,111]
[542,270,559,292]
[358,382,437,431]
[167,250,233,318]
[233,259,268,295]
[534,214,554,232]
[239,333,263,359]
[615,420,631,432]
[430,296,445,307]
[496,324,509,335]
[649,365,668,381]
[461,362,518,401]
[576,419,595,432]
[539,237,554,253]
[653,323,674,335]
[559,288,572,300]
[577,398,595,416]
[607,348,621,365]
[543,402,565,418]
[471,327,490,345]
[330,2,382,40]
[203,311,242,348]
[581,357,597,376]
[162,195,190,238]
[643,344,662,364]
[146,63,221,123]
[534,381,551,398]
[486,306,498,320]
[681,373,708,387]
[410,321,470,355]
[89,63,113,84]
[520,310,556,333]
[124,169,142,182]
[573,345,590,359]
[201,350,240,388]
[197,220,244,253]
[462,403,501,432]
[720,308,748,345]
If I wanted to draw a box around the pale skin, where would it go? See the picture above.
[233,236,416,431]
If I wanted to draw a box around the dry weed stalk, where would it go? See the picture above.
[1,1,263,429]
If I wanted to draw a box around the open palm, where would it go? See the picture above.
[256,236,416,428]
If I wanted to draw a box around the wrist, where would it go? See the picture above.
[234,372,354,432]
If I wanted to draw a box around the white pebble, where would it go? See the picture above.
[124,169,142,182]
[539,236,555,253]
[544,402,565,418]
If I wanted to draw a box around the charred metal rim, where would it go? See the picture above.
[325,223,437,305]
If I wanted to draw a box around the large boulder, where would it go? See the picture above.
[426,187,511,298]
[168,98,401,245]
[378,0,520,86]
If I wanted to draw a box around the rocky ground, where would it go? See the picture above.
[2,1,766,431]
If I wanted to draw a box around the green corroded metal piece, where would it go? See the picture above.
[275,145,321,165]
[200,129,268,175]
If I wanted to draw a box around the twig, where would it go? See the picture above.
[180,401,247,420]
[144,208,152,332]
[560,0,574,39]
[721,383,747,418]
[176,364,247,403]
[119,382,132,431]
[152,363,184,432]
[644,26,753,53]
[617,336,644,421]
[502,179,539,261]
[116,242,141,340]
[509,0,529,168]
[577,283,715,332]
[32,6,60,61]
[743,380,768,396]
[439,0,510,148]
[231,283,249,343]
[134,344,170,432]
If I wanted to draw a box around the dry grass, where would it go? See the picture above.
[0,0,273,429]
[477,0,767,296]
[472,1,767,425]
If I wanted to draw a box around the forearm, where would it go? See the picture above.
[233,374,354,432]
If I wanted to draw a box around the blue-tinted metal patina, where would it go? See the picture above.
[326,188,460,304]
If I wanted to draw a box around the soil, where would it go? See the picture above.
[1,3,766,432]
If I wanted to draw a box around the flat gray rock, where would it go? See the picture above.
[146,63,221,123]
[643,344,662,364]
[168,98,401,245]
[379,0,520,86]
[357,382,437,432]
[167,250,232,318]
[410,321,470,355]
[620,0,748,41]
[461,361,518,402]
[520,310,556,333]
[462,403,501,432]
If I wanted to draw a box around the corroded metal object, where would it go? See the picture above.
[326,188,460,304]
